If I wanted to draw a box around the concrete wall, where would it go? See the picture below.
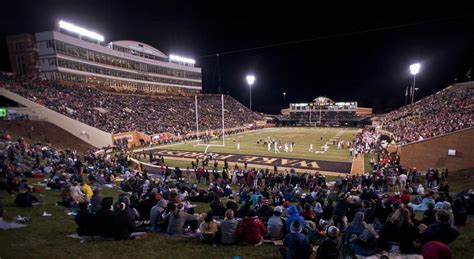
[0,88,113,148]
[399,127,474,172]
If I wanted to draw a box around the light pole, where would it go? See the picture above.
[283,92,286,106]
[409,63,420,104]
[246,75,255,110]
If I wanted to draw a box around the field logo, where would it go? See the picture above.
[148,149,351,173]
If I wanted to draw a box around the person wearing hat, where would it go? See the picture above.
[281,201,291,217]
[267,206,285,240]
[317,226,342,259]
[112,201,147,240]
[280,220,311,259]
[113,201,137,240]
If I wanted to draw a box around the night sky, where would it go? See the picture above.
[0,1,473,114]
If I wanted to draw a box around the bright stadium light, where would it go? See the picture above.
[58,20,104,42]
[169,55,196,64]
[410,63,421,75]
[246,75,255,86]
[246,75,255,111]
[409,63,421,104]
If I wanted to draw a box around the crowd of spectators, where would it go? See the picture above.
[0,75,263,135]
[1,128,472,258]
[379,85,473,143]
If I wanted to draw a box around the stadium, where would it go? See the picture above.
[0,3,473,259]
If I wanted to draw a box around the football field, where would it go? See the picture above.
[143,127,358,174]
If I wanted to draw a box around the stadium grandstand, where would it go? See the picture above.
[376,81,474,144]
[279,96,373,126]
[7,20,202,95]
[0,75,262,135]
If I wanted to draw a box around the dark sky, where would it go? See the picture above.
[0,1,473,114]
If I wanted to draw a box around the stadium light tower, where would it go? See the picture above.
[409,63,420,104]
[246,75,255,110]
[283,92,287,105]
[58,20,104,42]
[169,54,196,65]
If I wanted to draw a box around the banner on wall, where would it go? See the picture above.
[112,131,143,148]
[151,133,174,141]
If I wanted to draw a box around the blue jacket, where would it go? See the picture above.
[333,200,349,217]
[286,205,305,232]
[284,232,311,259]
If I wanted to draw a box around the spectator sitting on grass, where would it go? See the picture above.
[418,209,460,245]
[317,226,342,259]
[236,209,266,245]
[199,211,219,243]
[89,188,102,214]
[14,187,40,208]
[286,205,305,233]
[95,197,114,238]
[267,206,285,240]
[280,220,311,259]
[75,201,93,236]
[220,209,239,244]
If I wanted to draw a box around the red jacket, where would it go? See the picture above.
[235,216,266,244]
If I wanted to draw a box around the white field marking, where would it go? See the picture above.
[155,127,278,149]
[149,127,352,161]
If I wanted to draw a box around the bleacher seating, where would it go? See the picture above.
[379,83,473,143]
[0,75,263,135]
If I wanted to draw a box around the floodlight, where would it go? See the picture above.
[246,75,255,86]
[58,20,104,42]
[169,55,196,64]
[410,63,420,75]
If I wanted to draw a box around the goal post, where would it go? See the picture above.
[194,94,225,147]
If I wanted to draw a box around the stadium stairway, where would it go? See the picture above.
[350,154,365,175]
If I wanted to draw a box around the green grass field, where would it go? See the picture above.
[153,127,357,163]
